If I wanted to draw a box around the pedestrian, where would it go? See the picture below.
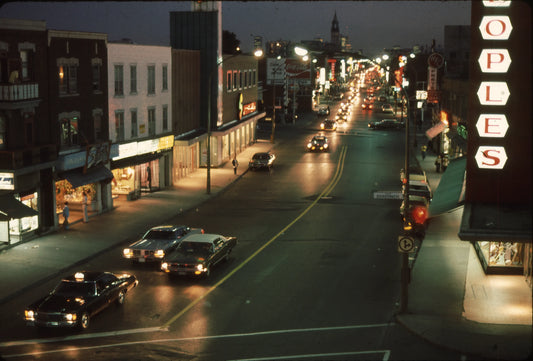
[147,165,152,191]
[63,202,70,229]
[232,156,239,175]
[442,155,449,171]
[421,145,427,160]
[435,155,442,173]
[82,191,89,223]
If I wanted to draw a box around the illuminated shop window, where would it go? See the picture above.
[479,241,524,268]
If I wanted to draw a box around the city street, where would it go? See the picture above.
[0,97,462,360]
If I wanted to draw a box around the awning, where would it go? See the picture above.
[59,165,113,188]
[0,194,39,220]
[428,157,466,217]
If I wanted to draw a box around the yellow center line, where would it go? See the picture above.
[162,145,348,329]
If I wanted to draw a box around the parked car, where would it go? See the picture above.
[24,271,138,330]
[161,233,237,278]
[400,166,428,185]
[402,179,433,201]
[307,135,329,152]
[123,225,204,262]
[400,194,429,218]
[249,152,276,170]
[320,119,337,131]
[368,118,403,130]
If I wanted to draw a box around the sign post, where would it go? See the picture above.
[398,235,415,313]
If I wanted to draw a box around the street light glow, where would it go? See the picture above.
[294,46,308,56]
[254,48,264,57]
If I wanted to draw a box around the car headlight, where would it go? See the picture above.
[155,249,165,258]
[161,262,169,271]
[25,310,35,321]
[320,124,325,129]
[324,144,328,148]
[123,248,133,258]
[307,143,312,148]
[65,313,77,321]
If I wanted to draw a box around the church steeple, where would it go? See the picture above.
[331,11,340,45]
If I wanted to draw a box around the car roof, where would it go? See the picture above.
[149,225,188,231]
[182,233,224,243]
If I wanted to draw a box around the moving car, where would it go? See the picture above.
[123,225,204,262]
[368,118,404,130]
[316,105,330,115]
[161,233,237,278]
[24,271,138,330]
[249,152,276,170]
[320,119,337,131]
[307,135,329,152]
[381,103,394,114]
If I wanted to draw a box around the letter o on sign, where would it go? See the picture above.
[479,16,513,40]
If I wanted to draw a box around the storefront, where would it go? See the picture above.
[173,130,203,184]
[110,135,173,201]
[0,192,39,245]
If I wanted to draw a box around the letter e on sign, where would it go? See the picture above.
[477,82,510,105]
[479,16,513,40]
[476,114,508,137]
[478,49,511,73]
[475,146,508,169]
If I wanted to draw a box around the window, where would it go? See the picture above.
[147,65,155,95]
[59,65,78,95]
[162,65,168,91]
[148,107,156,136]
[130,109,138,138]
[115,111,124,141]
[92,64,101,91]
[233,71,237,90]
[93,110,103,141]
[20,50,32,80]
[226,71,232,91]
[60,116,79,147]
[162,105,168,131]
[239,71,243,89]
[252,70,256,86]
[114,65,124,96]
[130,65,137,94]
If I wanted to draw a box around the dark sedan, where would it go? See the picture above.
[24,271,138,330]
[320,119,337,131]
[161,233,237,278]
[122,225,204,262]
[368,118,404,130]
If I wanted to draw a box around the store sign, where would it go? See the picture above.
[242,102,257,117]
[476,114,509,137]
[158,135,174,151]
[85,142,111,171]
[0,172,14,190]
[475,146,508,169]
[474,3,513,170]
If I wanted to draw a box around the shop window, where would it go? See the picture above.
[480,241,524,268]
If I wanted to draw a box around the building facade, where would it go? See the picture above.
[107,43,173,200]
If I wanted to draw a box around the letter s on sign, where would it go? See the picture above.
[475,146,508,169]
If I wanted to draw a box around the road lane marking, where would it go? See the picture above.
[162,145,348,329]
[229,350,391,361]
[1,323,394,359]
[0,326,168,347]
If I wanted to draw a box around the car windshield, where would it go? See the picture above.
[253,154,269,160]
[144,229,176,240]
[54,281,96,296]
[178,241,212,255]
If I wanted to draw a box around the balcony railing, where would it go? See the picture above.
[0,144,57,170]
[0,83,39,102]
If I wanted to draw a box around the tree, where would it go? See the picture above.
[222,30,241,54]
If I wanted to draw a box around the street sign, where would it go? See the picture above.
[398,236,415,253]
[373,190,403,200]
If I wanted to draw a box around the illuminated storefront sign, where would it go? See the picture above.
[0,172,14,190]
[242,102,257,117]
[474,2,513,170]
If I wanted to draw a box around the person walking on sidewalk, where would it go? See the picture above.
[435,154,442,173]
[232,156,239,175]
[82,191,89,223]
[421,145,427,160]
[62,202,70,229]
[147,165,152,191]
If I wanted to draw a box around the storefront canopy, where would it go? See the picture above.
[428,157,466,217]
[59,165,113,188]
[0,194,39,220]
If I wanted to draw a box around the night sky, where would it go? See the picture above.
[0,1,471,56]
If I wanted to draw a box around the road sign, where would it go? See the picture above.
[398,236,415,253]
[373,190,403,200]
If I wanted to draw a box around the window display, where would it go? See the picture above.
[111,167,135,195]
[479,241,523,268]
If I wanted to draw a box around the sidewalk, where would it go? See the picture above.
[396,131,532,360]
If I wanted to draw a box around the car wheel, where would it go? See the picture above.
[79,312,90,330]
[116,289,126,306]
